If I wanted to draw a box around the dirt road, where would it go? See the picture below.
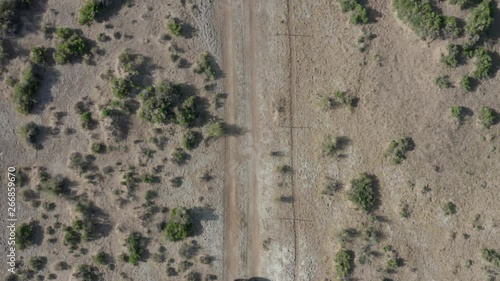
[222,0,261,280]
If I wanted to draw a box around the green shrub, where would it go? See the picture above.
[93,251,107,265]
[30,46,47,65]
[16,222,35,249]
[473,48,492,79]
[340,0,357,11]
[322,135,338,157]
[18,122,39,148]
[182,130,196,150]
[80,111,93,129]
[387,257,399,270]
[39,175,66,195]
[385,137,414,164]
[194,52,216,80]
[55,28,89,64]
[442,201,457,215]
[206,121,224,139]
[139,82,180,123]
[460,75,472,91]
[443,16,462,38]
[450,106,463,121]
[334,249,353,278]
[393,0,442,39]
[118,49,137,74]
[167,21,182,37]
[171,147,187,164]
[348,173,377,212]
[64,226,81,247]
[112,77,133,98]
[13,65,42,114]
[79,1,100,26]
[91,142,105,153]
[29,256,47,271]
[126,232,144,265]
[478,106,496,129]
[73,264,101,281]
[165,207,192,241]
[441,44,461,67]
[464,0,493,37]
[481,248,500,267]
[333,90,357,108]
[340,0,369,24]
[177,96,198,127]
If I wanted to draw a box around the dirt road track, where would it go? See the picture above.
[222,0,260,280]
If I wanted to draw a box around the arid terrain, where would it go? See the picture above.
[1,0,500,281]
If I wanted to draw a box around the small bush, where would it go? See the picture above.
[73,264,101,281]
[18,122,39,148]
[387,257,399,270]
[340,0,369,24]
[16,222,35,249]
[464,0,493,37]
[206,121,224,139]
[91,143,105,153]
[29,256,47,271]
[64,226,81,247]
[481,248,500,267]
[194,52,216,80]
[171,148,187,164]
[112,77,133,98]
[165,207,192,241]
[348,173,377,212]
[473,48,492,79]
[79,1,100,26]
[182,130,196,150]
[39,175,66,195]
[93,251,107,265]
[80,111,93,129]
[449,0,478,9]
[441,44,461,68]
[478,107,496,129]
[13,65,42,114]
[126,232,144,265]
[177,96,198,127]
[167,21,182,37]
[393,0,442,39]
[385,137,414,164]
[30,46,47,65]
[334,90,357,108]
[460,75,472,91]
[55,28,89,64]
[434,75,451,89]
[118,49,137,74]
[442,201,457,215]
[335,249,353,279]
[322,135,338,157]
[443,16,462,38]
[139,82,181,123]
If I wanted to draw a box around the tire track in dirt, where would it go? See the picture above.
[222,0,260,280]
[285,0,300,279]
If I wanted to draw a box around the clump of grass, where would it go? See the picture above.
[393,0,442,39]
[80,111,93,129]
[182,130,197,150]
[13,65,42,114]
[434,75,451,89]
[464,0,493,38]
[206,121,224,139]
[91,142,105,153]
[79,0,100,26]
[322,178,342,196]
[348,173,377,212]
[165,207,192,241]
[322,134,338,157]
[473,48,492,79]
[171,147,187,164]
[460,75,472,91]
[441,44,461,68]
[478,106,496,129]
[442,201,457,215]
[385,137,414,164]
[18,122,39,148]
[30,46,47,65]
[194,52,216,80]
[16,222,35,250]
[334,90,357,108]
[126,232,145,265]
[55,28,89,64]
[139,82,181,123]
[335,249,353,279]
[450,106,463,121]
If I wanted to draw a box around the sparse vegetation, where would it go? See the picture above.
[13,65,42,114]
[177,96,198,127]
[112,77,134,98]
[334,90,357,108]
[385,137,414,164]
[481,248,500,267]
[165,207,192,241]
[348,173,377,212]
[322,134,339,157]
